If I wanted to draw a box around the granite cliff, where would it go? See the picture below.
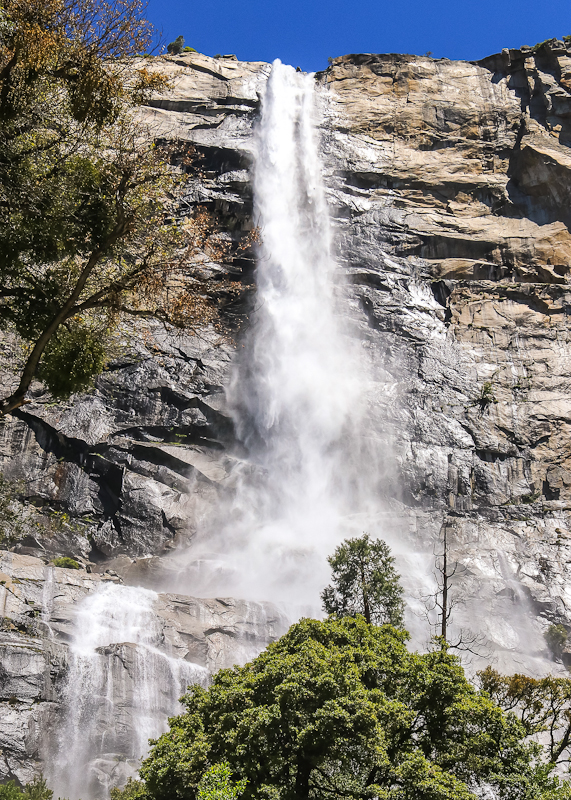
[2,40,571,787]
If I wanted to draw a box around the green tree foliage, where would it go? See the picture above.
[480,666,571,767]
[111,779,147,800]
[545,624,568,660]
[138,616,566,800]
[0,774,52,800]
[0,1,244,416]
[0,783,23,800]
[321,534,404,626]
[37,322,107,399]
[197,764,246,800]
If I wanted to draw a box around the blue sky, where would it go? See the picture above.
[145,0,571,73]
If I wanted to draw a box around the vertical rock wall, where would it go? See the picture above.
[321,43,571,662]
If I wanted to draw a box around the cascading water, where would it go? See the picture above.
[52,584,207,800]
[183,60,390,607]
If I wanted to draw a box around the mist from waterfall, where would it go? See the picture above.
[52,584,207,800]
[181,60,399,609]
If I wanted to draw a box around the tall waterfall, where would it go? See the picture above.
[52,585,207,800]
[187,61,379,606]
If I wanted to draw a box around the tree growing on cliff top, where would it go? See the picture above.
[167,35,184,54]
[0,0,245,416]
[321,533,405,626]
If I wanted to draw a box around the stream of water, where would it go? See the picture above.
[53,584,207,800]
[177,60,384,607]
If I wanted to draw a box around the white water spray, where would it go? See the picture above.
[184,61,387,606]
[53,584,207,800]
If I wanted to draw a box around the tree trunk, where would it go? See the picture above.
[0,246,107,415]
[441,526,448,642]
[360,556,371,624]
[295,757,311,799]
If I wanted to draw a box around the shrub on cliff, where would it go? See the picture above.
[545,623,568,660]
[51,556,81,569]
[0,472,27,547]
[0,472,88,549]
[167,35,185,54]
[132,616,571,800]
[0,1,246,417]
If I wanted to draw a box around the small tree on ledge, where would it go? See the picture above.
[321,533,404,627]
[167,35,185,54]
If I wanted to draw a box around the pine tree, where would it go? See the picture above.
[167,35,185,54]
[321,534,405,626]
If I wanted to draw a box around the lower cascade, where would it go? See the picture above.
[52,585,207,799]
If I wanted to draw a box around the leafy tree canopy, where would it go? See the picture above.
[197,764,246,800]
[321,534,405,626]
[0,0,245,415]
[135,616,568,800]
[480,666,571,768]
[0,774,52,800]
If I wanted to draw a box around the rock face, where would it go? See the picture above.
[3,42,571,785]
[320,43,571,662]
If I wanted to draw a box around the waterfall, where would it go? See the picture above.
[52,584,208,800]
[184,60,379,608]
[51,60,426,798]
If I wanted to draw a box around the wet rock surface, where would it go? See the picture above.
[2,45,571,780]
[0,552,288,785]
